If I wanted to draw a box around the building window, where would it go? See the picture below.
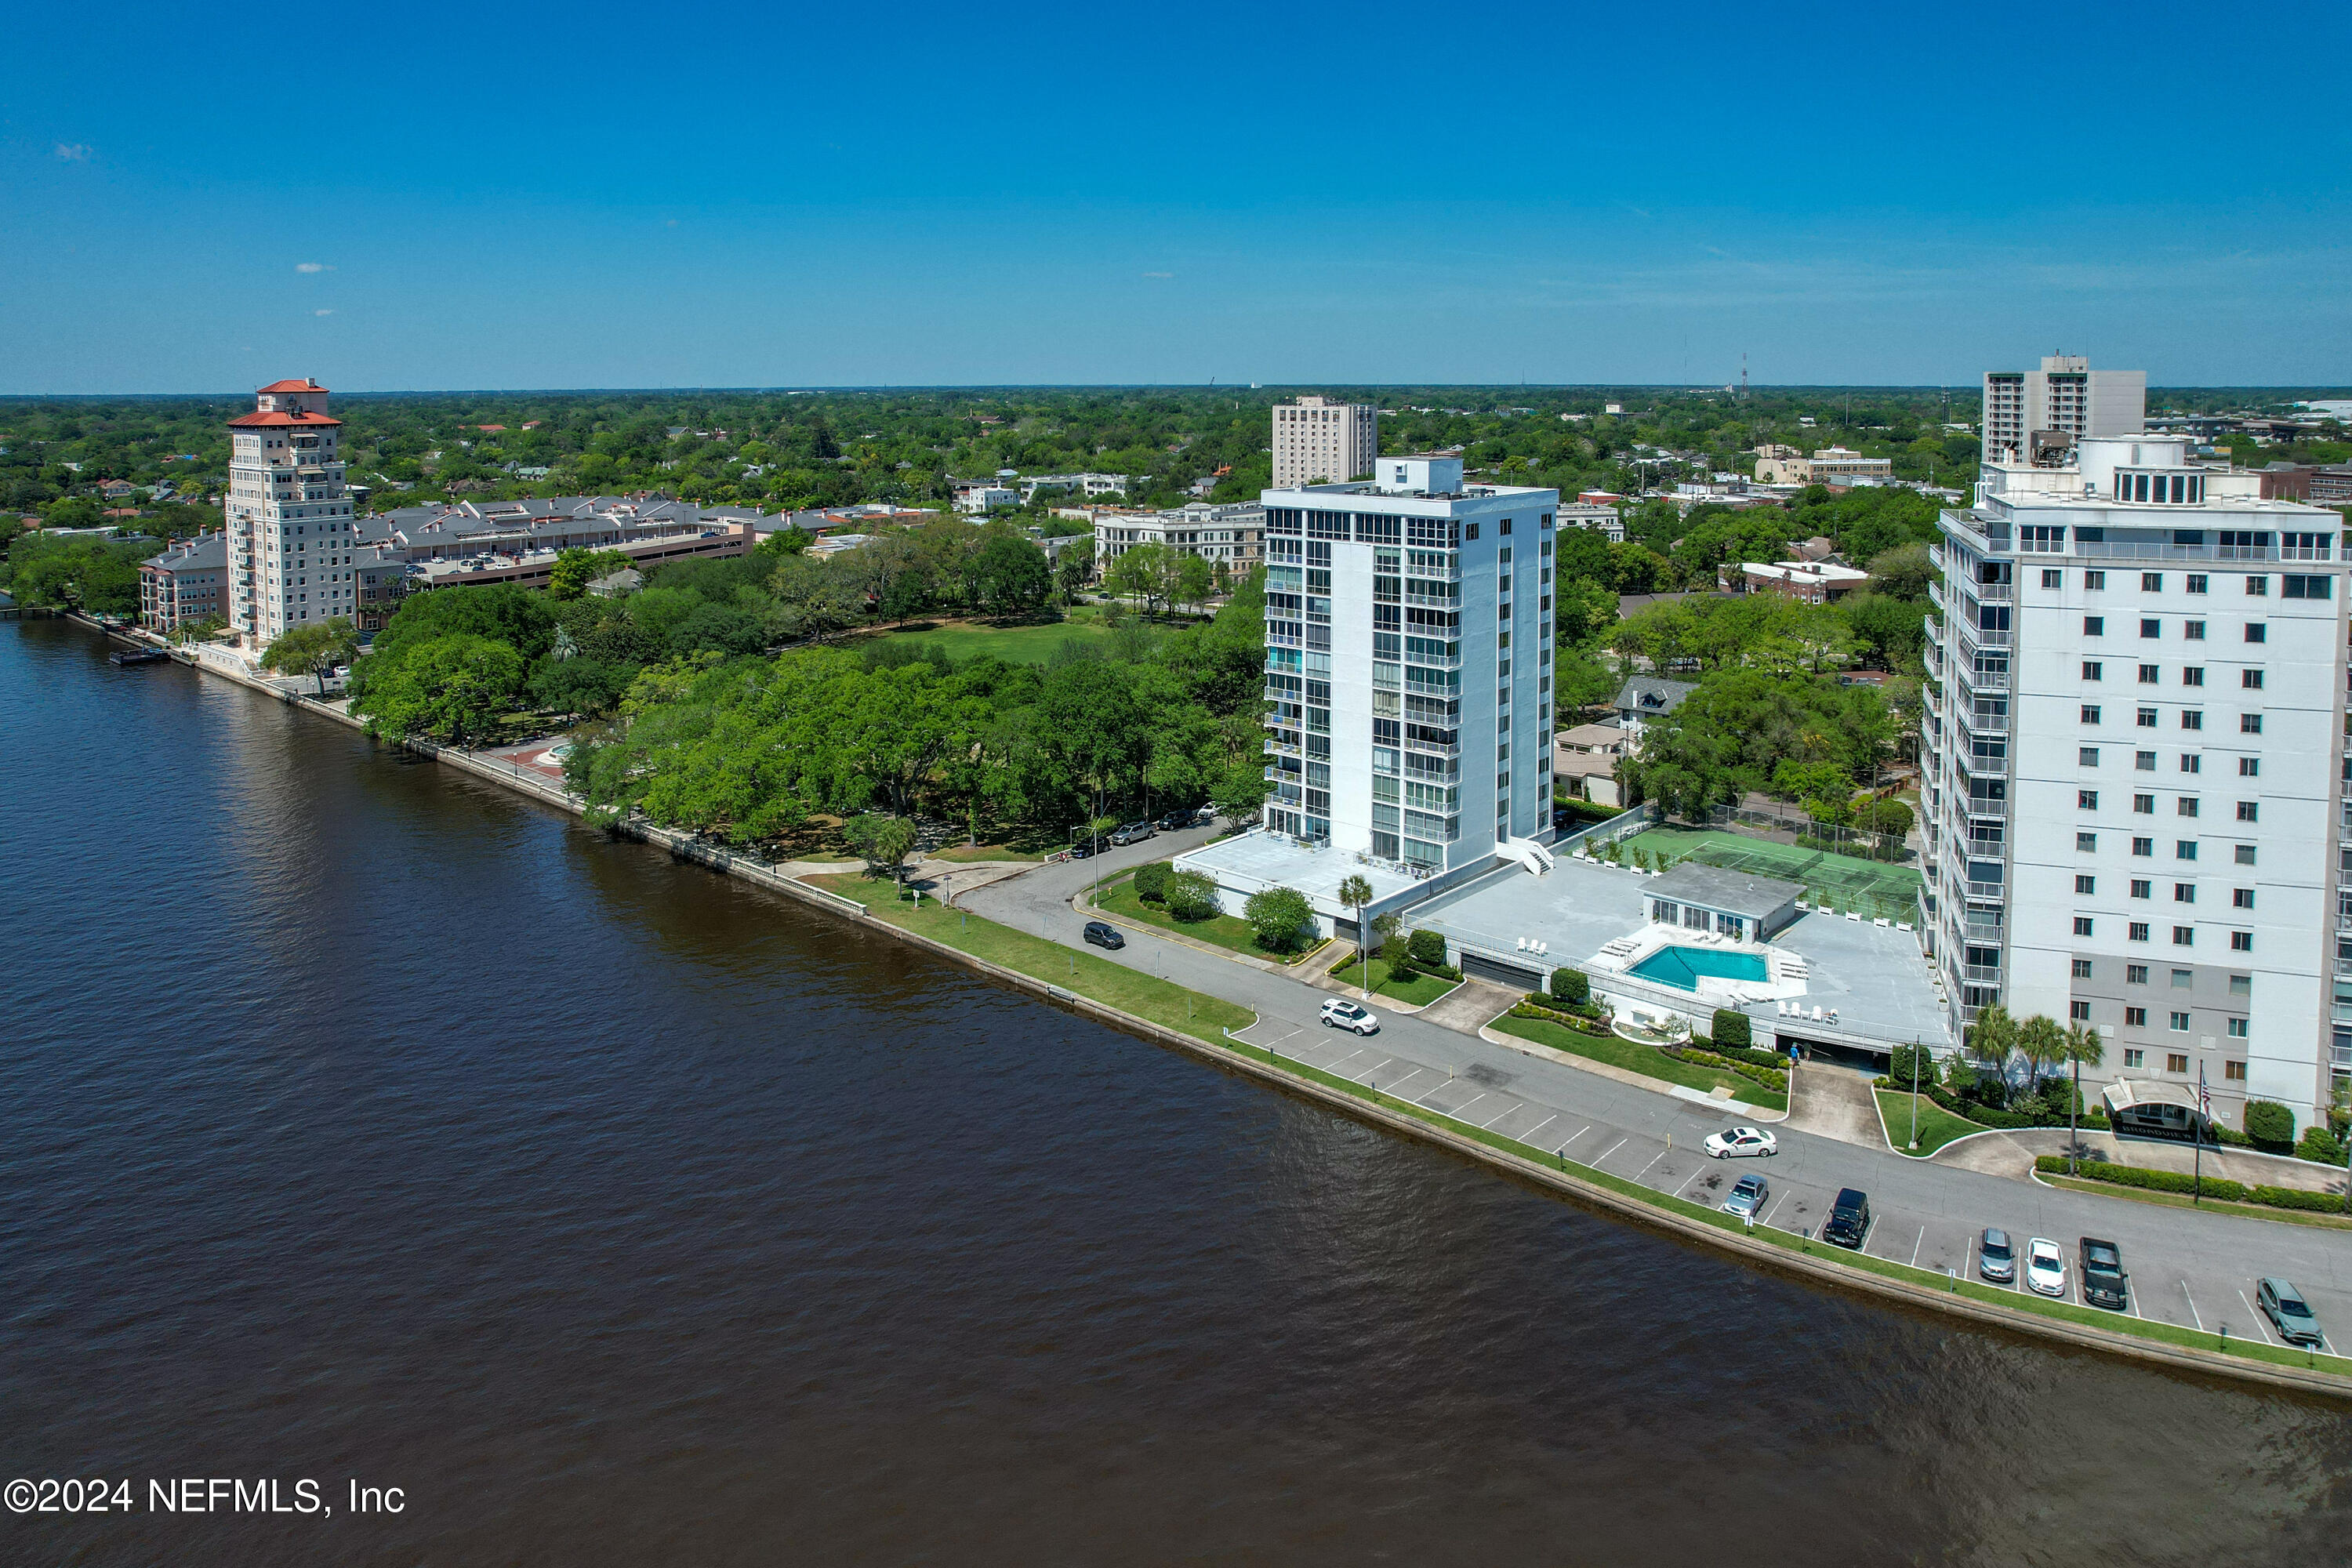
[2245,575,2269,596]
[2072,959,2094,978]
[2285,574,2332,599]
[2132,794,2154,814]
[2077,832,2098,851]
[2175,883,2195,902]
[2076,874,2096,895]
[2129,922,2151,942]
[2240,713,2262,734]
[2181,711,2203,731]
[2180,754,2201,775]
[2081,704,2101,724]
[2080,747,2100,766]
[2169,1011,2191,1031]
[2125,1007,2149,1027]
[2227,1018,2249,1040]
[2079,789,2100,810]
[2187,574,2208,594]
[2234,844,2256,866]
[2071,1000,2092,1021]
[2142,572,2163,592]
[2238,757,2258,777]
[2131,879,2152,898]
[2184,621,2206,641]
[2136,751,2156,771]
[2230,931,2253,951]
[2137,707,2158,728]
[2172,927,2194,946]
[2140,619,2161,638]
[2235,800,2257,822]
[2176,840,2198,860]
[2042,568,2063,589]
[2182,667,2205,687]
[2125,1048,2146,1066]
[2166,1053,2190,1073]
[2085,615,2105,636]
[2136,664,2159,684]
[2245,622,2267,643]
[2230,973,2252,996]
[2127,964,2149,985]
[2082,661,2103,681]
[2074,917,2095,936]
[2085,570,2106,589]
[2224,1059,2248,1081]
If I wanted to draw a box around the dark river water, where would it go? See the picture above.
[4,615,2350,1566]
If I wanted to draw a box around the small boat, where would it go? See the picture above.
[108,648,169,666]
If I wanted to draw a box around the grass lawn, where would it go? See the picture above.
[1491,1014,1788,1110]
[1875,1088,1989,1156]
[801,873,1254,1044]
[929,842,1049,863]
[1326,956,1461,1007]
[1091,877,1323,966]
[2039,1172,2352,1232]
[873,617,1112,666]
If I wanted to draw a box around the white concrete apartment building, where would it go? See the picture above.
[1558,501,1624,541]
[1983,356,2147,466]
[1272,396,1377,488]
[1919,434,2350,1131]
[1753,446,1896,485]
[1091,502,1264,570]
[224,379,358,647]
[1258,454,1558,870]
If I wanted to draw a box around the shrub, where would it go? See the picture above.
[1243,885,1316,955]
[1550,967,1589,1006]
[1163,869,1221,923]
[2244,1099,2297,1151]
[1884,1041,1935,1092]
[1408,929,1450,969]
[1381,931,1417,981]
[2036,1156,2347,1214]
[2299,1126,2346,1166]
[1131,862,1170,905]
[1710,1009,1751,1050]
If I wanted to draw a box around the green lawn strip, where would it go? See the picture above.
[1223,1033,2352,1378]
[804,873,1252,1044]
[1875,1087,1991,1156]
[2038,1172,2352,1232]
[1492,1014,1788,1110]
[928,843,1047,863]
[1088,877,1323,966]
[876,619,1112,666]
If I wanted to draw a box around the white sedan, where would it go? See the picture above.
[1319,998,1380,1036]
[1703,1126,1778,1159]
[2025,1237,2068,1298]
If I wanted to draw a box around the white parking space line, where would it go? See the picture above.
[2240,1290,2280,1346]
[1352,1058,1392,1083]
[2182,1282,2204,1333]
[1910,1228,1926,1269]
[1762,1192,1788,1229]
[1519,1113,1558,1144]
[1632,1149,1667,1184]
[1557,1126,1588,1152]
[1475,1101,1521,1130]
[1593,1137,1628,1169]
[1329,1047,1368,1071]
[1425,1087,1481,1116]
[1383,1067,1426,1097]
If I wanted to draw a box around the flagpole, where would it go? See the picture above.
[2194,1063,2209,1206]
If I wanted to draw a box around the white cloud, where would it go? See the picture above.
[54,143,91,161]
[296,262,332,273]
[314,309,334,317]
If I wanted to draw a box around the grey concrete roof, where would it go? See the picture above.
[1613,675,1697,714]
[1646,861,1802,920]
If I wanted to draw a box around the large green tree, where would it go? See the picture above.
[350,633,526,745]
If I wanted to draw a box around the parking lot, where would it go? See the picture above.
[1239,1011,2345,1355]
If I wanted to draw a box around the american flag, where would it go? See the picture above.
[2198,1064,2212,1118]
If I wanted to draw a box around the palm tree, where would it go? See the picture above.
[1337,874,1374,998]
[2016,1014,2067,1107]
[1964,1000,2016,1081]
[2061,1020,2106,1174]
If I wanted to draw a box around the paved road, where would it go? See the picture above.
[967,843,2352,1354]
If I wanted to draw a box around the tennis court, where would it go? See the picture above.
[1613,827,1921,916]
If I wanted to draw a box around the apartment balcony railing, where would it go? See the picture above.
[1965,880,2005,902]
[1973,579,2013,601]
[1963,964,2002,983]
[1926,579,1946,612]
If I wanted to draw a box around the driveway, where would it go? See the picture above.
[1782,1062,1890,1152]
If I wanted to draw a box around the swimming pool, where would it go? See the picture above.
[1627,946,1770,992]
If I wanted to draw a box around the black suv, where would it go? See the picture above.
[2079,1237,2129,1312]
[1082,920,1125,950]
[1823,1189,1871,1250]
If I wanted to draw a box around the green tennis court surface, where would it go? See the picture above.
[1613,827,1921,913]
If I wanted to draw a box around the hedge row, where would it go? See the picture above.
[1509,1000,1616,1038]
[1679,1048,1788,1093]
[2036,1156,2350,1214]
[1877,1079,2111,1133]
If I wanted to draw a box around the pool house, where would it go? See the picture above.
[1642,863,1802,945]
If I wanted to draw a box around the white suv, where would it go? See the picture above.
[1319,999,1380,1035]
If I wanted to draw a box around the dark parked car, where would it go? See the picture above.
[1155,808,1192,832]
[1068,840,1095,858]
[1082,920,1125,950]
[2078,1237,2129,1312]
[1823,1189,1871,1250]
[1977,1227,2016,1284]
[1109,820,1156,846]
[2259,1277,2324,1346]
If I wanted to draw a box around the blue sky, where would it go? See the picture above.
[4,0,2347,392]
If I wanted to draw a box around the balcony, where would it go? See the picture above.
[1963,964,2002,984]
[1973,579,2013,602]
[1965,881,2006,902]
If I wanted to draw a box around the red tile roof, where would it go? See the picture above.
[227,410,343,428]
[256,378,327,394]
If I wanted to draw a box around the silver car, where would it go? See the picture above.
[1978,1227,2016,1284]
[1723,1173,1768,1219]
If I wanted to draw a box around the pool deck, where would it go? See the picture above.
[1410,854,1955,1052]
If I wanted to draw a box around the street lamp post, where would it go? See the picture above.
[1907,1039,1922,1151]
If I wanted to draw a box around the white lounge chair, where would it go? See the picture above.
[1811,1005,1825,1022]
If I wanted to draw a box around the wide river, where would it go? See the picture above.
[5,616,2350,1565]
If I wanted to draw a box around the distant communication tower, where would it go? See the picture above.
[1740,353,1749,400]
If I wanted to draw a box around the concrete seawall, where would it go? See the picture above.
[143,628,2352,1402]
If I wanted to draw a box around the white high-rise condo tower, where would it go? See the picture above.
[1260,455,1558,870]
[1918,434,2350,1133]
[225,379,358,648]
[1272,396,1377,488]
[1981,356,2146,466]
